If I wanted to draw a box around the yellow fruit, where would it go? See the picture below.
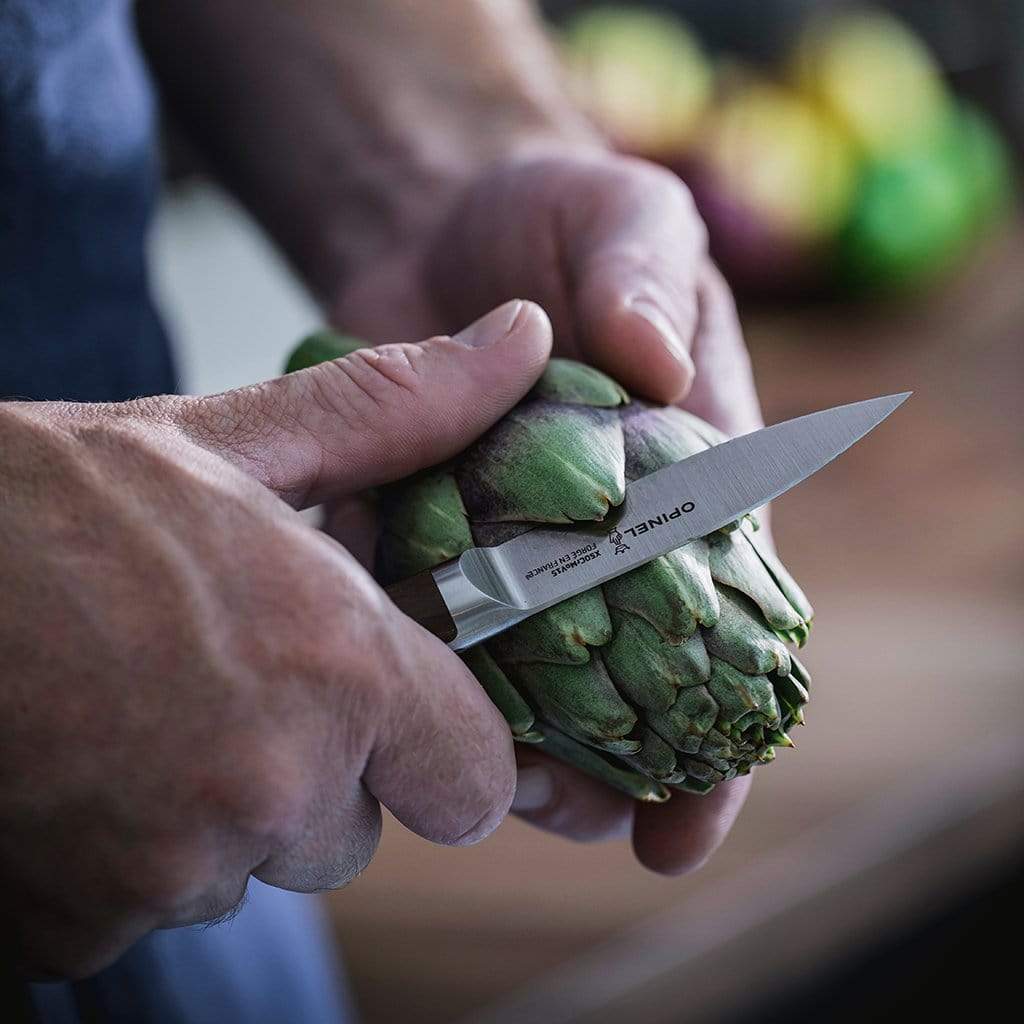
[691,79,857,244]
[561,7,713,157]
[792,8,949,158]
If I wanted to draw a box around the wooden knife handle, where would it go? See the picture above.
[384,569,457,644]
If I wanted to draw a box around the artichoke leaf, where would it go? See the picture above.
[647,685,719,753]
[620,726,680,781]
[703,587,793,677]
[512,656,639,753]
[488,589,612,666]
[708,528,808,633]
[377,470,473,582]
[673,776,716,795]
[743,521,815,626]
[535,723,669,802]
[456,402,626,524]
[621,404,711,480]
[604,609,710,711]
[460,647,540,742]
[531,358,630,408]
[707,657,782,731]
[603,540,718,641]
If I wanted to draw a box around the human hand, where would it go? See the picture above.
[334,148,764,436]
[329,149,763,873]
[0,302,550,978]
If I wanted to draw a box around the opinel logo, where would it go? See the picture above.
[618,502,695,543]
[608,528,630,556]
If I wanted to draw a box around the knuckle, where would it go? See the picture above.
[295,813,383,893]
[617,157,708,245]
[117,843,217,916]
[306,346,439,466]
[168,877,251,927]
[253,794,383,894]
[216,739,314,846]
[632,157,699,206]
[180,384,280,450]
[330,344,425,414]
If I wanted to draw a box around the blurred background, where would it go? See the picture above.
[150,1,1024,1021]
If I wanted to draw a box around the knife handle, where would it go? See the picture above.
[384,569,458,644]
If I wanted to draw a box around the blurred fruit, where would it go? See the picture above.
[945,103,1014,235]
[792,7,950,158]
[837,102,1013,292]
[681,79,857,293]
[552,3,1014,299]
[561,6,713,158]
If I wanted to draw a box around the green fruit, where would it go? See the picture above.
[944,103,1014,236]
[286,341,813,801]
[837,103,1013,291]
[560,6,712,157]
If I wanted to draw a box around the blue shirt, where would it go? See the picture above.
[2,3,351,1020]
[0,0,175,402]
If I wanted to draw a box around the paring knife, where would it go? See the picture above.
[386,394,910,651]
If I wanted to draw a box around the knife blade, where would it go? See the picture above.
[384,393,910,650]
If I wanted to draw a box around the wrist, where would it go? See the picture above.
[306,129,606,308]
[285,2,606,301]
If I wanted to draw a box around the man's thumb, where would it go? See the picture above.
[179,301,552,506]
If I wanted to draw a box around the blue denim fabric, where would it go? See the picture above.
[30,882,354,1024]
[0,0,175,402]
[3,4,353,1020]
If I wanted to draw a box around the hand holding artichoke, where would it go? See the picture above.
[289,337,812,803]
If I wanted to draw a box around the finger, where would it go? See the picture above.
[361,615,518,848]
[177,300,552,507]
[511,747,634,842]
[632,774,753,876]
[684,261,774,543]
[253,783,383,894]
[253,603,516,885]
[569,159,707,404]
[682,261,764,437]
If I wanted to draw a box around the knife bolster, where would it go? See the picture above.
[384,569,458,644]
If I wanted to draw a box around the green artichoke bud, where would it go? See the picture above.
[287,335,812,802]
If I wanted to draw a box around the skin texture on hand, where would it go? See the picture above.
[0,303,551,978]
[136,0,764,874]
[329,153,764,875]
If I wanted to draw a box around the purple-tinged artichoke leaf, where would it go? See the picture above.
[531,358,630,408]
[456,402,626,524]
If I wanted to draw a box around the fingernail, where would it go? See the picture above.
[453,300,527,348]
[511,766,555,813]
[627,296,696,379]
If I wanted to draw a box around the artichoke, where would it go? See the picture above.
[287,336,813,802]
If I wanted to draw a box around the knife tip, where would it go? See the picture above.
[878,391,913,411]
